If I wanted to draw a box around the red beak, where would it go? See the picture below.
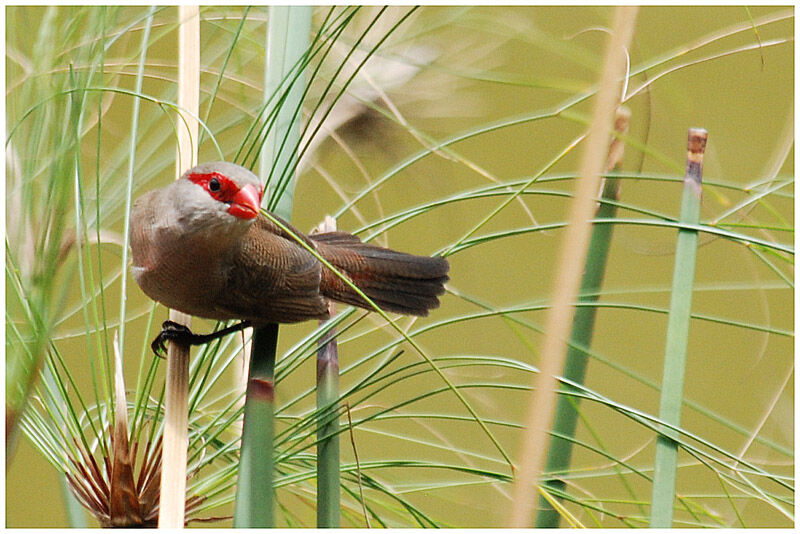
[228,183,262,220]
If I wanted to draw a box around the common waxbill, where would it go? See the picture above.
[130,161,449,353]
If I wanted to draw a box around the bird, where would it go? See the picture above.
[129,161,449,354]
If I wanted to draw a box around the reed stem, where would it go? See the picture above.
[316,217,341,528]
[233,6,312,527]
[650,128,707,527]
[158,5,200,528]
[233,325,278,527]
[535,108,630,527]
[508,7,638,527]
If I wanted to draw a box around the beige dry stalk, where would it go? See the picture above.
[508,6,639,527]
[159,4,200,529]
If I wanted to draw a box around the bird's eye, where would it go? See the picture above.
[208,178,221,192]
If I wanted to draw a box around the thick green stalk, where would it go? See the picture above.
[233,5,311,528]
[650,128,707,527]
[536,108,630,528]
[316,320,341,527]
[317,218,340,528]
[261,5,312,217]
[508,8,638,526]
[233,324,278,527]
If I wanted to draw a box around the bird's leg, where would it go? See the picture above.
[151,320,254,356]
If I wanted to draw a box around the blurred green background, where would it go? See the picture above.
[6,6,793,527]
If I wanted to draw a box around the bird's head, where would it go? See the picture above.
[171,162,264,239]
[182,161,263,220]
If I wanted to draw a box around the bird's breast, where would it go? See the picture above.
[131,214,237,320]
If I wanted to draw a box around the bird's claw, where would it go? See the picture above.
[150,319,253,357]
[151,320,195,357]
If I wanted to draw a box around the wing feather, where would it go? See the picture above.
[213,217,329,323]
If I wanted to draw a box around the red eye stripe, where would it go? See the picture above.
[187,172,239,203]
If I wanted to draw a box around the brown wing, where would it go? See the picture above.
[212,216,330,324]
[311,232,449,316]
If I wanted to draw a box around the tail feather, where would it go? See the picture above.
[352,277,444,312]
[311,232,449,316]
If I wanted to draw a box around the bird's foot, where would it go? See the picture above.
[151,320,198,356]
[150,320,254,356]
